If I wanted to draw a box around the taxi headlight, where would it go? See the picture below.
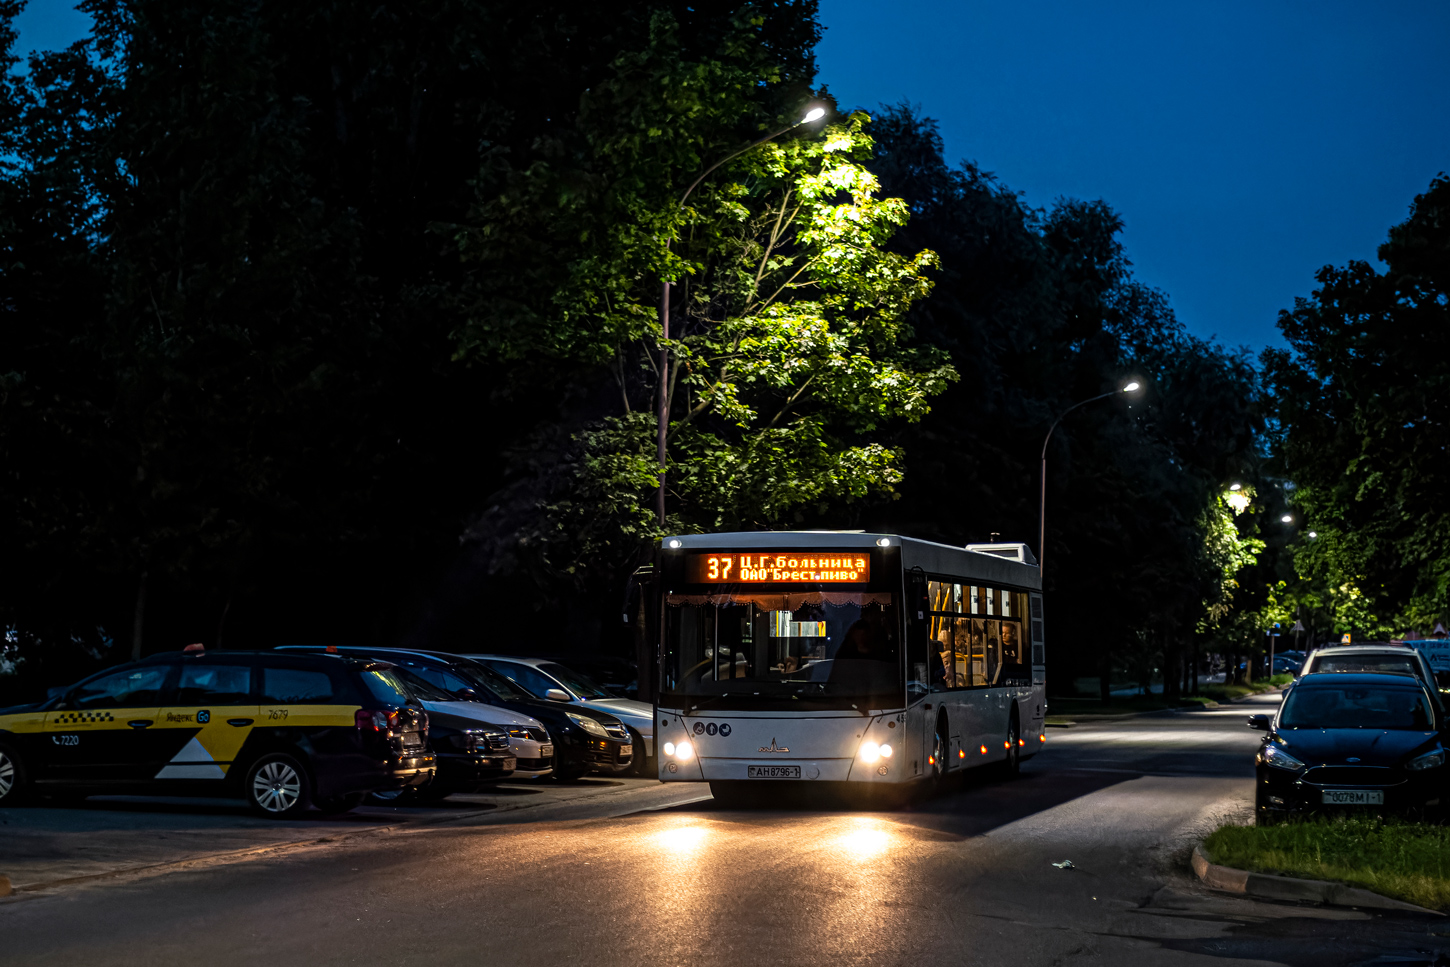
[1408,750,1446,771]
[859,741,881,763]
[674,740,694,761]
[1259,743,1305,772]
[567,712,609,737]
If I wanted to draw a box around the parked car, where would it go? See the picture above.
[1249,672,1448,823]
[366,669,524,803]
[279,647,632,780]
[543,655,638,699]
[1293,643,1442,709]
[0,649,435,817]
[467,654,655,770]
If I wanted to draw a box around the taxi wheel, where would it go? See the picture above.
[246,753,312,818]
[0,742,29,806]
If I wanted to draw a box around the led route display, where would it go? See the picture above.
[685,552,871,584]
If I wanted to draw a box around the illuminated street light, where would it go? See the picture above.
[1039,380,1144,576]
[656,106,830,523]
[1308,531,1318,538]
[1229,483,1242,491]
[1281,514,1294,523]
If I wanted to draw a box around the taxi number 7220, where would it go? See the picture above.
[51,734,80,746]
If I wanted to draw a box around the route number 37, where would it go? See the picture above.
[706,556,734,580]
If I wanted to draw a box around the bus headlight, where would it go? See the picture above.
[673,741,694,761]
[663,742,675,756]
[879,744,893,758]
[859,742,881,763]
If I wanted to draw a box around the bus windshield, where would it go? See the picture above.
[663,589,901,710]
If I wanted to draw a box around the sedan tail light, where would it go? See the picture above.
[357,708,400,732]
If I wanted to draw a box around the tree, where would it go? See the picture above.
[1265,173,1450,629]
[454,18,949,603]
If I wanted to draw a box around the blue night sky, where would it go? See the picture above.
[817,0,1450,350]
[13,1,1450,350]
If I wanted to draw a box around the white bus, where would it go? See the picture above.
[650,531,1046,800]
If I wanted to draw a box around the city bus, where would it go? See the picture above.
[650,531,1046,800]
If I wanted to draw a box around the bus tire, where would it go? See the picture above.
[930,716,950,793]
[998,712,1022,778]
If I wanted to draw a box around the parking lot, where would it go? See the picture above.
[0,776,703,891]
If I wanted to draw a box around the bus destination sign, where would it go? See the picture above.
[686,552,870,584]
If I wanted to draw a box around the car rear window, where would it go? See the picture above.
[359,668,413,706]
[1312,654,1418,676]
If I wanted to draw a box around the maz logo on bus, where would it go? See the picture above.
[686,552,871,584]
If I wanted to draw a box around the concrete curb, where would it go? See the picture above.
[1191,845,1441,915]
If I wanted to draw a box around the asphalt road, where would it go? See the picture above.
[4,692,1447,966]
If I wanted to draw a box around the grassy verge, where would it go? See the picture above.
[1204,817,1450,911]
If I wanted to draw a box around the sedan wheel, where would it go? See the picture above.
[246,754,310,818]
[0,745,25,806]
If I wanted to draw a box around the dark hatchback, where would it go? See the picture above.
[280,647,633,780]
[0,651,435,817]
[1251,672,1449,823]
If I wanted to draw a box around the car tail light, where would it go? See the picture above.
[356,709,400,732]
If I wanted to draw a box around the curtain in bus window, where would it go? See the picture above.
[668,591,894,610]
[984,619,1001,684]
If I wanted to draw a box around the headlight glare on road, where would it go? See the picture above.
[1408,750,1446,771]
[1259,743,1305,772]
[674,740,694,761]
[859,741,881,763]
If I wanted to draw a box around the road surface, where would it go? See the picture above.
[3,692,1445,966]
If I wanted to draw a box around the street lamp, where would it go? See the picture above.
[1038,380,1142,576]
[656,106,829,523]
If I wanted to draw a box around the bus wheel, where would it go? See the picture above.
[999,715,1022,778]
[930,718,949,792]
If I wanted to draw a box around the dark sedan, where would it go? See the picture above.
[1251,672,1448,823]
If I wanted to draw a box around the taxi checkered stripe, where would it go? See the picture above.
[53,711,115,724]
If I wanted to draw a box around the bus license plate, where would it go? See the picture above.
[1322,789,1383,805]
[748,765,801,779]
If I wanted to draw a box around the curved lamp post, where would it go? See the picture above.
[1038,380,1141,576]
[655,107,828,524]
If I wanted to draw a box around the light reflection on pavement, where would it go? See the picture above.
[5,692,1445,967]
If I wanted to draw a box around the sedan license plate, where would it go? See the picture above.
[748,765,801,779]
[1322,789,1384,805]
[539,745,553,757]
[620,745,632,757]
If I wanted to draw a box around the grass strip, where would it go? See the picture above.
[1204,817,1450,912]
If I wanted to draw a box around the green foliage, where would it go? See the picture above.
[1265,174,1450,631]
[457,19,949,580]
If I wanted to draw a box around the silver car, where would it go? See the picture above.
[466,655,655,763]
